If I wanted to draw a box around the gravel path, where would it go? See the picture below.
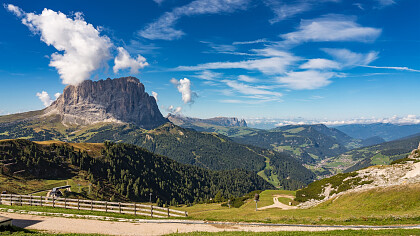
[4,212,412,235]
[258,195,297,210]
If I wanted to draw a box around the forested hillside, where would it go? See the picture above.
[0,139,273,204]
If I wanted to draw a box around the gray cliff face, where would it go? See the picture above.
[207,117,247,127]
[45,77,168,129]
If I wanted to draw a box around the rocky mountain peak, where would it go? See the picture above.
[45,77,168,129]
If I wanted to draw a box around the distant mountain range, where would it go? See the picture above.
[335,123,420,141]
[168,114,247,128]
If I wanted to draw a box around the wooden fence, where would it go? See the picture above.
[0,194,187,218]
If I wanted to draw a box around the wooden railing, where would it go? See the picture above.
[0,194,187,218]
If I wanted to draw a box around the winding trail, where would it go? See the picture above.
[258,195,297,210]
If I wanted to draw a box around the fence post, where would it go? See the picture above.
[40,196,43,207]
[151,205,153,218]
[167,208,170,218]
[64,198,67,209]
[19,195,22,206]
[91,200,93,211]
[77,199,80,210]
[119,202,121,214]
[134,203,136,216]
[10,194,12,206]
[52,196,55,208]
[105,201,108,213]
[185,211,188,217]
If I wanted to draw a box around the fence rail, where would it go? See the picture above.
[0,194,187,218]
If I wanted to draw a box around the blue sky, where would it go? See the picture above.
[0,0,419,126]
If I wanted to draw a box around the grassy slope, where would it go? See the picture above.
[171,185,420,225]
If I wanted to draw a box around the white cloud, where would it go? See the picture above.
[6,5,112,85]
[113,47,148,74]
[194,70,222,81]
[361,65,420,72]
[300,58,341,70]
[323,48,378,67]
[5,4,23,17]
[36,91,58,107]
[276,70,335,90]
[171,78,197,104]
[139,0,250,40]
[176,52,298,75]
[281,15,382,44]
[224,80,282,97]
[232,39,268,45]
[166,105,182,114]
[376,0,396,7]
[264,0,340,23]
[152,91,158,102]
[238,75,259,83]
[153,0,165,5]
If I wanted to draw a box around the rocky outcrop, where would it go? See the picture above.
[167,114,247,127]
[45,77,167,129]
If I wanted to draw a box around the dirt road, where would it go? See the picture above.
[4,212,412,235]
[258,194,297,210]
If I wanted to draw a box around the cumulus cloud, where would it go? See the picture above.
[36,91,59,107]
[323,48,378,67]
[170,78,197,104]
[6,4,112,85]
[276,70,335,90]
[152,91,158,102]
[113,47,148,74]
[281,15,381,44]
[300,58,341,70]
[139,0,250,40]
[166,105,182,114]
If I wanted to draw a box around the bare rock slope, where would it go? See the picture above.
[298,142,420,208]
[45,77,167,129]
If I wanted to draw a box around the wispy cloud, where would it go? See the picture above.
[300,58,341,70]
[176,49,299,75]
[139,0,250,40]
[281,15,382,44]
[276,70,335,90]
[223,80,282,97]
[238,75,260,83]
[194,70,222,81]
[232,39,268,45]
[323,48,378,67]
[375,0,396,8]
[361,65,420,72]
